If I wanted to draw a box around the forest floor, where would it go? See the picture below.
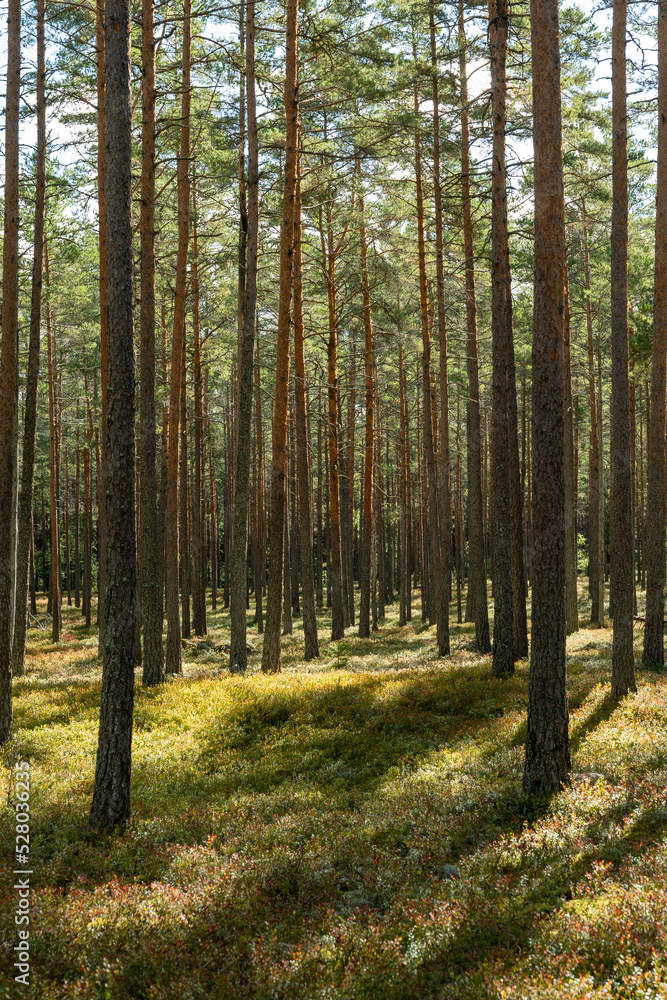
[1,584,667,1000]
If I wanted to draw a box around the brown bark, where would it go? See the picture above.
[11,0,45,677]
[165,0,191,675]
[459,1,490,653]
[191,183,206,637]
[90,0,137,826]
[488,0,514,676]
[47,255,61,643]
[524,0,571,796]
[610,0,636,696]
[179,335,190,640]
[563,270,579,633]
[261,0,298,672]
[140,0,164,684]
[358,174,374,639]
[413,79,447,655]
[643,0,667,668]
[583,210,604,626]
[0,0,21,742]
[293,164,319,658]
[320,201,345,639]
[96,0,109,657]
[229,0,259,670]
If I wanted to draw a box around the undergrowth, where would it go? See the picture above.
[1,587,666,999]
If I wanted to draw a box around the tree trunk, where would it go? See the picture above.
[90,0,137,827]
[261,0,298,672]
[610,0,636,696]
[643,0,667,669]
[563,271,579,633]
[488,0,514,676]
[524,0,571,796]
[11,0,45,677]
[583,210,604,626]
[165,0,191,675]
[46,250,61,642]
[140,0,164,685]
[458,0,489,654]
[293,164,319,658]
[358,177,374,639]
[96,0,109,658]
[229,0,259,670]
[191,184,206,638]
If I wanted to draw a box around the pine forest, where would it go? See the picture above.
[1,0,667,996]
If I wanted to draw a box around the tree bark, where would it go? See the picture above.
[610,0,636,697]
[563,271,579,633]
[261,0,298,673]
[488,0,514,676]
[358,175,374,639]
[90,0,136,827]
[165,0,191,675]
[140,0,164,685]
[293,164,319,658]
[458,0,490,654]
[0,0,21,743]
[583,210,604,626]
[643,0,667,669]
[11,0,45,677]
[524,0,571,796]
[229,0,259,670]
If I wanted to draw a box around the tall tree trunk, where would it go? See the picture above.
[583,209,604,626]
[46,243,61,643]
[254,345,264,632]
[610,0,636,696]
[458,0,489,653]
[90,0,136,826]
[524,0,571,796]
[0,0,21,742]
[293,164,319,658]
[358,176,374,639]
[230,0,259,670]
[11,0,45,677]
[261,0,298,672]
[563,271,579,633]
[140,0,164,685]
[643,0,667,668]
[165,0,191,675]
[96,0,109,657]
[321,204,345,639]
[488,0,514,676]
[413,78,447,656]
[191,183,206,637]
[179,336,190,639]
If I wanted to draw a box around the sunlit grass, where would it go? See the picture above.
[1,579,666,999]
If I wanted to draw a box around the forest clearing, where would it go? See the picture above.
[1,588,667,998]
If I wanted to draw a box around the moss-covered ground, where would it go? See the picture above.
[1,586,666,999]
